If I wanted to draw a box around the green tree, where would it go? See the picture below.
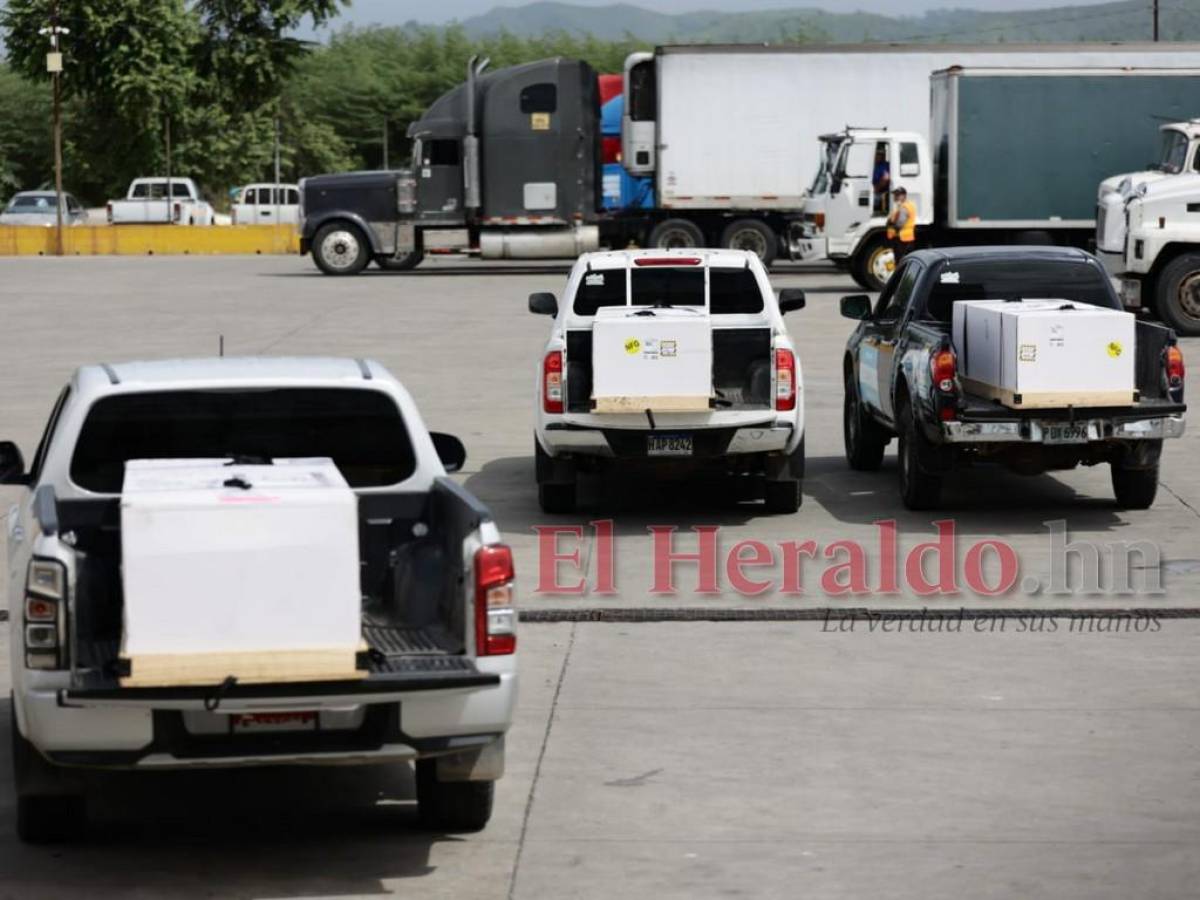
[0,0,347,202]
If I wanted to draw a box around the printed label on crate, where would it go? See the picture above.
[1019,344,1037,362]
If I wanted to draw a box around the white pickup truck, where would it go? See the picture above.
[106,178,215,226]
[1,358,516,842]
[530,249,807,513]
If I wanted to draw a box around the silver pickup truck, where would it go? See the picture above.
[1,357,516,842]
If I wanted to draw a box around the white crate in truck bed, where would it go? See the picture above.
[119,457,363,688]
[591,306,713,412]
[952,298,1136,409]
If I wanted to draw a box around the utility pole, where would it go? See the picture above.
[382,118,389,170]
[274,117,281,233]
[1153,0,1160,41]
[165,116,172,224]
[39,7,69,256]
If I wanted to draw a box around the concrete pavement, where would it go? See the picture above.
[1,621,1198,898]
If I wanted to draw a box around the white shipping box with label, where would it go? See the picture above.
[951,299,1136,409]
[591,306,713,412]
[119,458,363,687]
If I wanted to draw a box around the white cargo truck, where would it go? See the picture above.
[530,249,807,514]
[1,357,516,842]
[622,43,1200,265]
[802,67,1200,291]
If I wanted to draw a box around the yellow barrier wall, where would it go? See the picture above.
[0,225,299,256]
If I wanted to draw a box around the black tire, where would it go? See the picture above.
[538,482,577,514]
[1112,463,1158,510]
[897,399,943,511]
[312,221,370,276]
[1155,252,1200,337]
[764,478,802,514]
[415,760,494,832]
[647,218,704,251]
[852,233,894,293]
[12,706,85,843]
[720,218,777,267]
[764,438,804,514]
[844,372,888,471]
[535,440,577,513]
[376,251,423,272]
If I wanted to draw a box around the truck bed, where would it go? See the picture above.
[58,478,487,699]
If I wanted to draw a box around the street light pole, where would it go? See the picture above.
[39,11,69,256]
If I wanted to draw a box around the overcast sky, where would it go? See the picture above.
[331,0,1114,26]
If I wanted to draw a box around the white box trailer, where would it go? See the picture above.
[952,299,1136,409]
[624,43,1200,212]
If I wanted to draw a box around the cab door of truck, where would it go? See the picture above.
[859,261,921,423]
[826,140,882,254]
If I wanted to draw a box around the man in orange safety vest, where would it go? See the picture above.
[886,186,917,262]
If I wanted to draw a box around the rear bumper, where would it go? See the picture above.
[942,414,1185,444]
[17,665,516,769]
[541,421,796,458]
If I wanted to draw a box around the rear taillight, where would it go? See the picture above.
[24,559,65,670]
[931,348,958,421]
[1166,345,1185,390]
[173,201,182,223]
[474,545,515,656]
[931,348,957,393]
[814,212,826,229]
[775,348,796,411]
[543,350,564,414]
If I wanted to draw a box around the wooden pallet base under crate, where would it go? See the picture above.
[961,378,1136,410]
[592,395,710,413]
[120,647,367,688]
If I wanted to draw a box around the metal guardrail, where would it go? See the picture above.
[0,224,299,256]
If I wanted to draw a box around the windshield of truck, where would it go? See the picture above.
[923,258,1119,323]
[811,139,842,195]
[573,266,764,315]
[70,388,416,492]
[1158,130,1189,174]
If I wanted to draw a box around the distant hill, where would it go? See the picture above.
[455,1,1198,44]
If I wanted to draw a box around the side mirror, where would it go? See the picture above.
[0,441,27,485]
[528,292,558,316]
[778,288,806,314]
[431,433,467,474]
[840,294,872,321]
[830,175,843,196]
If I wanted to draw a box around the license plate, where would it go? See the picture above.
[230,711,317,733]
[1044,424,1090,445]
[647,434,693,457]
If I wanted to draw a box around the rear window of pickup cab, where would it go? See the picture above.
[574,266,765,316]
[70,387,417,492]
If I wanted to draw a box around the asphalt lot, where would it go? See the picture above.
[0,255,1198,898]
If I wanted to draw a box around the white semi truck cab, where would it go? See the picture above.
[1105,172,1200,335]
[800,128,934,289]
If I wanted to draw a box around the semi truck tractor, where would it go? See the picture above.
[300,44,1200,275]
[802,67,1200,291]
[1103,172,1200,335]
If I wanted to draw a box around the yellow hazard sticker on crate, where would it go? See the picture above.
[625,338,641,355]
[1108,341,1123,358]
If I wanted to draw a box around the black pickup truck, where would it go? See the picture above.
[840,246,1187,510]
